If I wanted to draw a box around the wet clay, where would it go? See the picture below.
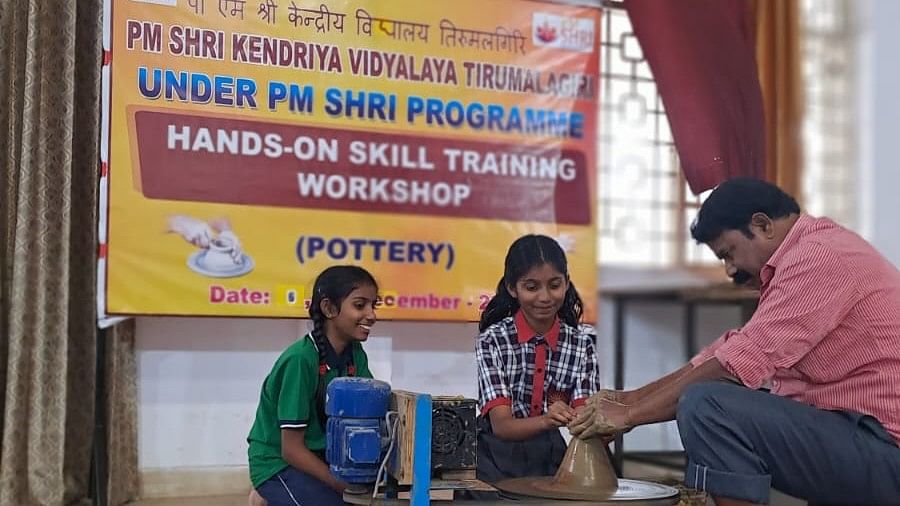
[494,437,679,504]
[551,437,617,491]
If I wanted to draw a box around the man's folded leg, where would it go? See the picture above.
[676,381,900,505]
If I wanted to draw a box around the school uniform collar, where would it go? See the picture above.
[325,340,354,370]
[514,310,560,351]
[308,334,355,371]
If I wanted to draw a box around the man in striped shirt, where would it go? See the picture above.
[570,178,900,505]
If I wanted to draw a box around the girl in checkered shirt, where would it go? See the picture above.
[474,234,601,485]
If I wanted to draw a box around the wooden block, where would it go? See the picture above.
[429,478,495,492]
[388,390,419,486]
[462,479,497,492]
[437,469,476,480]
[398,489,454,501]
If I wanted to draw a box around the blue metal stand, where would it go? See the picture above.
[409,393,432,506]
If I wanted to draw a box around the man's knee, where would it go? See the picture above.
[676,382,741,456]
[677,382,740,429]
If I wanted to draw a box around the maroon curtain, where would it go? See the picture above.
[625,0,765,194]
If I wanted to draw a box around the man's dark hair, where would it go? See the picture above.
[690,177,800,243]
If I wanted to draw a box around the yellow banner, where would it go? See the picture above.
[104,0,600,321]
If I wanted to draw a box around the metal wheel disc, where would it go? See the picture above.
[494,477,680,504]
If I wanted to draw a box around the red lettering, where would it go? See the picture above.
[210,285,270,305]
[210,285,225,303]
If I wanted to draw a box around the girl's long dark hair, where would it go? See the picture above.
[307,265,378,422]
[478,234,583,332]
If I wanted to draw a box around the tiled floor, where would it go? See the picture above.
[128,495,247,505]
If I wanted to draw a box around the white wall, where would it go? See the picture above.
[865,0,900,264]
[138,317,301,468]
[137,318,479,469]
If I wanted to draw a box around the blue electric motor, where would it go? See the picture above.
[325,377,392,483]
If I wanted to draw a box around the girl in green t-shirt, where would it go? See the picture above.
[248,265,378,506]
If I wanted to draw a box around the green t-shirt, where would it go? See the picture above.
[247,334,372,488]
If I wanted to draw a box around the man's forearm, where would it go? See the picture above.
[627,364,694,404]
[627,358,736,427]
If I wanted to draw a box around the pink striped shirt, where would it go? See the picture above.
[692,215,900,443]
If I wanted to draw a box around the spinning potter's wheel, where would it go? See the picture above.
[494,438,679,505]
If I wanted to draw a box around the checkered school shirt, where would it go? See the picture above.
[477,311,601,419]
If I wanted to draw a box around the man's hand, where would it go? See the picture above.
[217,230,243,262]
[568,395,632,440]
[210,218,243,262]
[208,217,233,234]
[168,215,245,262]
[167,215,214,248]
[542,400,577,429]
